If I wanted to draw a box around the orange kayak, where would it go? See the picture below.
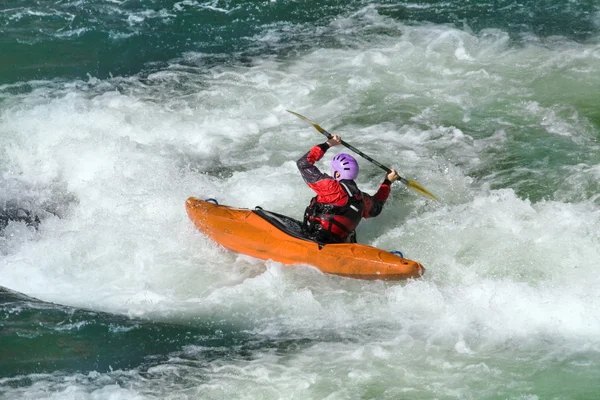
[185,197,425,281]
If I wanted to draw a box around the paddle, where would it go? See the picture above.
[287,110,438,201]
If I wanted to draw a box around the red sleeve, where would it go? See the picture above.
[362,181,391,218]
[297,143,329,184]
[297,143,348,206]
[373,181,391,202]
[307,144,327,164]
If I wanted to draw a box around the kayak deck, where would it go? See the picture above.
[186,197,424,280]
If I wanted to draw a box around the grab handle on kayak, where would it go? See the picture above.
[391,250,404,258]
[205,198,219,205]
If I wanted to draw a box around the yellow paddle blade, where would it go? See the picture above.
[406,180,438,201]
[286,110,329,136]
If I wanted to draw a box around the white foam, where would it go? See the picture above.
[2,10,600,398]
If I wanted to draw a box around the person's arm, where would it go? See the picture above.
[296,142,331,184]
[296,135,342,185]
[296,135,348,204]
[362,169,399,218]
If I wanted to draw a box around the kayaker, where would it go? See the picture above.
[297,134,399,244]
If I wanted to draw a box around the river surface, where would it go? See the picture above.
[1,1,600,398]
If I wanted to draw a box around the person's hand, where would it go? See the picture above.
[386,168,399,183]
[326,135,341,147]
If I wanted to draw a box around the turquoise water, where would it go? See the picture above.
[2,1,600,399]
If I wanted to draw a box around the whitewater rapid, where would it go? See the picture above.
[1,9,600,398]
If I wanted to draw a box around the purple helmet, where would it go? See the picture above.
[331,153,359,181]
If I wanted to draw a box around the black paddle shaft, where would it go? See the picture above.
[287,109,438,200]
[318,131,392,174]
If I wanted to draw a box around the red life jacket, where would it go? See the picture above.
[302,180,364,243]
